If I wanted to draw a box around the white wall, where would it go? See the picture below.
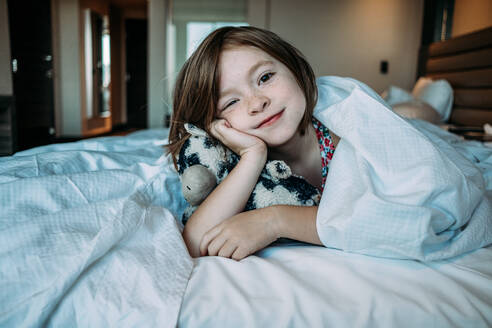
[0,0,13,95]
[148,0,172,128]
[452,0,492,37]
[247,0,268,29]
[249,0,423,93]
[54,0,83,135]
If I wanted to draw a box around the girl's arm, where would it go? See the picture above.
[182,120,267,257]
[200,205,322,260]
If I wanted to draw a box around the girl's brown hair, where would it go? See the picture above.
[167,26,317,168]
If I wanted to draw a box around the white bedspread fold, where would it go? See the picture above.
[0,129,192,327]
[314,76,492,260]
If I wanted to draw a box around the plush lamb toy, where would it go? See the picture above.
[177,123,321,224]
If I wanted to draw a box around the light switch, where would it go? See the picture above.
[380,60,388,74]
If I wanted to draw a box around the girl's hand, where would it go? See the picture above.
[210,119,267,159]
[199,208,279,260]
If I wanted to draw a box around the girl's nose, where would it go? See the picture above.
[248,93,270,115]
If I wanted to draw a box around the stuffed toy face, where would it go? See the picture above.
[177,124,321,224]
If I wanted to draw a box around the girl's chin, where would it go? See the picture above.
[264,132,299,148]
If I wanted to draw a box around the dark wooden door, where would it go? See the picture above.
[8,0,55,151]
[125,19,148,129]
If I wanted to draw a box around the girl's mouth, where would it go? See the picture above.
[257,109,284,129]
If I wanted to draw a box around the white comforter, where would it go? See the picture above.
[0,130,192,327]
[314,76,492,260]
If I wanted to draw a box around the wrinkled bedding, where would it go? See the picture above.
[0,130,192,327]
[314,76,492,260]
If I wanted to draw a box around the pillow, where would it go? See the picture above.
[412,77,454,122]
[381,85,440,124]
[411,77,433,97]
[392,99,441,124]
[381,85,414,106]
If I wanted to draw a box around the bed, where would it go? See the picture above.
[1,30,492,327]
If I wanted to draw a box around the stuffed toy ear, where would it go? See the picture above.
[184,123,209,137]
[264,160,292,183]
[181,165,217,206]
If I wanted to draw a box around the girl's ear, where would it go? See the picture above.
[184,123,209,137]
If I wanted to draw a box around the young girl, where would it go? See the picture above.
[168,26,335,259]
[168,26,492,261]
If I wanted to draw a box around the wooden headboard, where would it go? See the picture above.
[419,26,492,126]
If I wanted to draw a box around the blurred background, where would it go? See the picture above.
[0,0,491,153]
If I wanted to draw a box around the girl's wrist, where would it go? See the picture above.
[266,205,322,245]
[240,145,267,167]
[266,205,283,240]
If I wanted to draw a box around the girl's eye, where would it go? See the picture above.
[259,72,275,84]
[223,99,238,110]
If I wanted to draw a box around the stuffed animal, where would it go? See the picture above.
[177,124,321,224]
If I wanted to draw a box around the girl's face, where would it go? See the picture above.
[216,46,306,148]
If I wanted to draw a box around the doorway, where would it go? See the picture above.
[125,19,148,129]
[8,0,55,151]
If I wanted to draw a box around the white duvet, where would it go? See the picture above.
[0,130,192,327]
[314,76,492,260]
